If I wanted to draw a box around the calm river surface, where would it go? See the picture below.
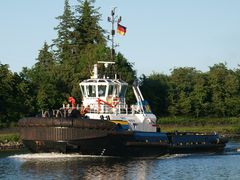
[0,140,240,180]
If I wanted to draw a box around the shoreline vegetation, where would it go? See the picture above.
[1,117,240,151]
[158,117,240,138]
[0,132,23,151]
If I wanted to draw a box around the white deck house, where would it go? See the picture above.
[79,62,157,132]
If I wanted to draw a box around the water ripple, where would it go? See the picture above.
[1,141,240,180]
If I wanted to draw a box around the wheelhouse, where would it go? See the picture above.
[79,78,128,114]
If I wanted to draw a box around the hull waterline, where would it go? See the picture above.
[19,117,227,157]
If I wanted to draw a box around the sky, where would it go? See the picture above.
[0,0,240,76]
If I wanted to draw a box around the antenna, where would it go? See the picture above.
[107,7,120,62]
[97,61,115,68]
[97,61,116,79]
[91,61,116,79]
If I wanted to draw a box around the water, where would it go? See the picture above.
[1,141,240,180]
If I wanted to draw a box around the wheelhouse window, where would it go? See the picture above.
[86,85,96,97]
[80,85,86,97]
[108,84,118,96]
[119,85,128,97]
[108,85,114,96]
[98,85,107,97]
[115,84,120,96]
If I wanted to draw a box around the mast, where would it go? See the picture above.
[108,7,120,62]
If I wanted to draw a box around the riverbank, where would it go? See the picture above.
[0,128,23,151]
[158,116,240,135]
[160,124,240,140]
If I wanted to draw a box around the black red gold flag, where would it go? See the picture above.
[117,24,127,35]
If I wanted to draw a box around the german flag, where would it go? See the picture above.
[117,24,127,35]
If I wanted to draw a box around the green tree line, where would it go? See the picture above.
[140,63,240,118]
[0,0,239,127]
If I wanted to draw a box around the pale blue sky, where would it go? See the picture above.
[0,0,240,75]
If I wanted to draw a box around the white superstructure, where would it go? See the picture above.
[79,62,157,132]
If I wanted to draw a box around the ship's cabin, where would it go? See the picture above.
[79,78,128,114]
[78,62,157,132]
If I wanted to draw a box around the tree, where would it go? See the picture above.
[53,0,76,63]
[72,0,107,77]
[0,64,14,125]
[17,68,38,117]
[140,73,169,116]
[168,67,199,116]
[224,68,240,116]
[208,63,229,117]
[190,73,210,117]
[27,42,63,110]
[52,0,80,100]
[35,42,55,70]
[74,0,106,48]
[0,65,29,125]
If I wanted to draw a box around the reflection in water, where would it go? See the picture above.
[10,153,157,179]
[2,141,240,180]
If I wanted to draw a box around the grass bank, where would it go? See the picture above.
[0,133,20,143]
[158,117,240,135]
[0,129,22,150]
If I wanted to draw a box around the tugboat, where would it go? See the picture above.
[18,8,227,157]
[18,61,227,156]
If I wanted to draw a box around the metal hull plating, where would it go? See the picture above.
[167,132,227,154]
[19,117,227,157]
[22,135,169,157]
[21,134,226,157]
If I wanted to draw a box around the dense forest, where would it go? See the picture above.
[1,0,240,127]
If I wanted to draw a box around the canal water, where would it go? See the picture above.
[0,141,240,180]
